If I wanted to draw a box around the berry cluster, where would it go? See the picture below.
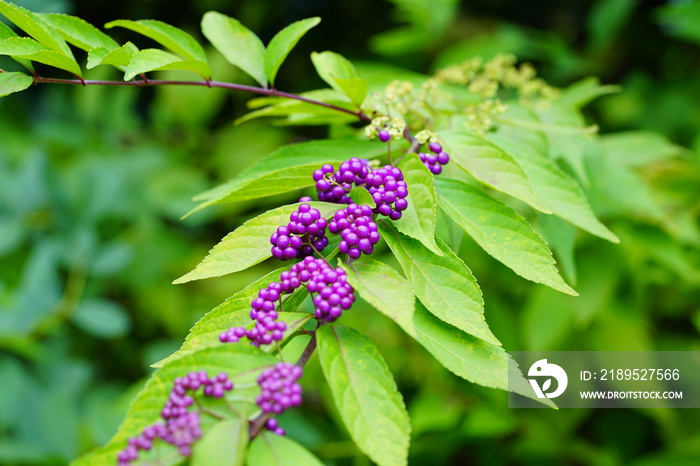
[256,362,303,415]
[219,281,288,346]
[328,203,380,258]
[365,166,409,220]
[313,158,370,204]
[270,203,329,260]
[117,371,234,465]
[419,142,450,175]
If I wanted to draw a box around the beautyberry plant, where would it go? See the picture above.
[0,1,623,464]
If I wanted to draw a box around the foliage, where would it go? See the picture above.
[1,0,699,465]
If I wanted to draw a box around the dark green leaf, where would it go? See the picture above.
[264,17,320,86]
[317,325,410,466]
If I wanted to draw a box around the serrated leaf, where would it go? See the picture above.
[317,325,410,466]
[192,417,247,466]
[71,344,277,466]
[0,0,73,57]
[40,13,119,52]
[0,22,33,71]
[394,153,441,255]
[87,41,138,70]
[247,433,325,466]
[188,138,386,215]
[264,17,320,86]
[0,37,81,77]
[311,51,364,104]
[489,121,619,243]
[440,130,551,213]
[333,77,367,106]
[175,202,340,283]
[202,11,266,87]
[124,48,209,80]
[0,71,32,97]
[155,267,311,368]
[395,301,554,407]
[379,222,501,345]
[106,19,210,77]
[340,259,415,325]
[434,177,577,295]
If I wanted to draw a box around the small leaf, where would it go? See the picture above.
[435,177,577,295]
[394,153,441,255]
[340,259,415,325]
[0,21,34,71]
[191,417,247,466]
[40,13,119,52]
[333,77,367,106]
[201,11,266,87]
[0,37,82,77]
[87,41,138,70]
[174,202,340,283]
[0,71,33,97]
[247,433,325,466]
[317,325,410,466]
[0,0,73,57]
[348,186,375,207]
[441,130,551,213]
[106,19,210,77]
[311,51,366,104]
[379,222,501,346]
[123,48,210,80]
[264,17,320,86]
[557,77,621,109]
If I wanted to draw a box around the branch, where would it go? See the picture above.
[32,76,371,122]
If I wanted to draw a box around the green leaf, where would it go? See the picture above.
[39,13,119,52]
[106,19,210,77]
[489,119,619,243]
[440,130,551,213]
[87,41,138,70]
[340,259,415,325]
[192,417,247,466]
[123,48,210,80]
[317,325,410,466]
[394,153,441,255]
[70,299,131,338]
[348,186,375,207]
[71,344,277,466]
[0,0,73,57]
[600,130,689,167]
[557,77,621,109]
[174,202,340,284]
[236,90,356,126]
[264,17,320,86]
[434,177,577,295]
[0,71,32,97]
[396,302,554,407]
[247,433,325,466]
[0,37,82,77]
[310,51,366,104]
[0,22,34,71]
[201,11,266,87]
[379,222,501,345]
[155,267,312,367]
[188,138,386,215]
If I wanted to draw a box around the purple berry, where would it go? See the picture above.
[256,362,304,415]
[315,158,371,204]
[328,203,380,260]
[421,142,450,174]
[378,129,391,142]
[270,203,329,261]
[365,166,409,218]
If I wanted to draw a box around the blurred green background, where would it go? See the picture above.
[1,0,699,464]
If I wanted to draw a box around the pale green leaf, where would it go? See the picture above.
[311,51,361,102]
[264,17,320,86]
[201,11,266,86]
[394,153,441,255]
[124,48,209,80]
[71,345,277,466]
[434,177,577,295]
[40,13,119,52]
[317,325,410,466]
[87,41,138,70]
[0,0,73,57]
[333,77,367,106]
[192,417,247,466]
[188,138,386,215]
[600,130,689,167]
[379,222,501,345]
[106,19,209,77]
[174,202,340,283]
[0,71,32,97]
[440,130,551,213]
[0,37,81,77]
[247,433,325,466]
[340,259,415,325]
[558,77,621,109]
[348,186,375,207]
[0,21,33,71]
